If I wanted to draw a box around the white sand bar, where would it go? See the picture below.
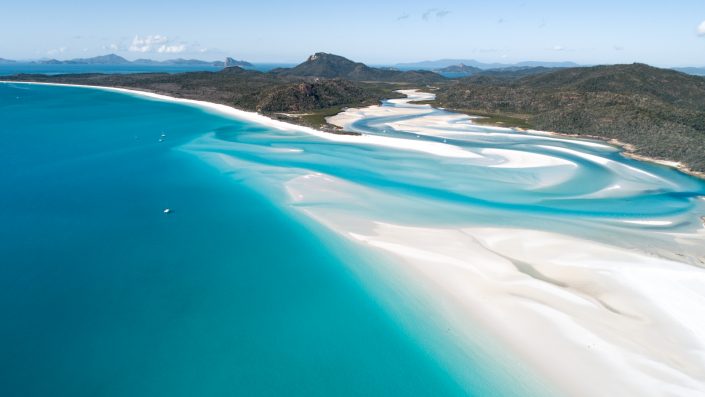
[286,172,705,397]
[10,82,705,396]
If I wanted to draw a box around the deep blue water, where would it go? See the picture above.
[0,83,536,397]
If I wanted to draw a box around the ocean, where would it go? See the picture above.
[2,82,705,396]
[0,83,543,397]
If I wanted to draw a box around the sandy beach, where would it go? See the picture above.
[1,82,486,160]
[319,89,705,395]
[7,81,705,396]
[286,172,705,397]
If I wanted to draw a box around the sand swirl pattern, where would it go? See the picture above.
[5,83,704,396]
[185,90,705,396]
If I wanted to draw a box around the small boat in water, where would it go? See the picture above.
[163,208,172,214]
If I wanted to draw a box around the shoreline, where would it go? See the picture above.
[286,172,705,397]
[0,81,484,160]
[4,79,702,180]
[412,100,705,181]
[1,81,320,134]
[329,90,705,180]
[525,129,705,180]
[5,81,705,396]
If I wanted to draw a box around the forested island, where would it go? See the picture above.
[4,52,705,174]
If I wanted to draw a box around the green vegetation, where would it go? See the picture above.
[272,52,445,84]
[458,111,533,129]
[411,100,533,129]
[434,63,705,172]
[5,56,705,174]
[266,82,404,133]
[297,106,345,128]
[433,64,483,77]
[3,61,406,134]
[410,100,534,130]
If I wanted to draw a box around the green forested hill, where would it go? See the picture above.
[5,59,705,173]
[272,53,445,83]
[2,66,404,131]
[434,64,705,172]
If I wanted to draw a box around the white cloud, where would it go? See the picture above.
[129,35,171,53]
[47,47,68,55]
[551,45,565,51]
[104,43,121,51]
[104,34,204,54]
[698,20,705,36]
[157,44,186,53]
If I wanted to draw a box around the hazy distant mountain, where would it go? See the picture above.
[673,67,705,76]
[166,58,221,66]
[132,58,253,67]
[132,58,233,67]
[434,63,483,76]
[396,59,580,70]
[62,54,131,65]
[33,54,130,65]
[36,59,64,65]
[512,61,581,68]
[473,66,558,79]
[131,59,161,65]
[433,63,561,79]
[272,52,444,83]
[224,57,253,68]
[24,54,250,68]
[0,57,16,64]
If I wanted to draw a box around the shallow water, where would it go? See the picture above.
[182,89,705,395]
[2,83,705,396]
[326,94,705,252]
[0,83,547,397]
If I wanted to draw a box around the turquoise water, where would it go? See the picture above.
[2,83,705,397]
[0,83,545,397]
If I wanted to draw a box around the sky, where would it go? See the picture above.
[2,0,704,67]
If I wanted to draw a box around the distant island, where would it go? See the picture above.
[3,52,704,175]
[434,64,483,77]
[673,67,705,76]
[396,59,581,70]
[1,53,252,68]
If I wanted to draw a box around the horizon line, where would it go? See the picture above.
[2,52,703,69]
